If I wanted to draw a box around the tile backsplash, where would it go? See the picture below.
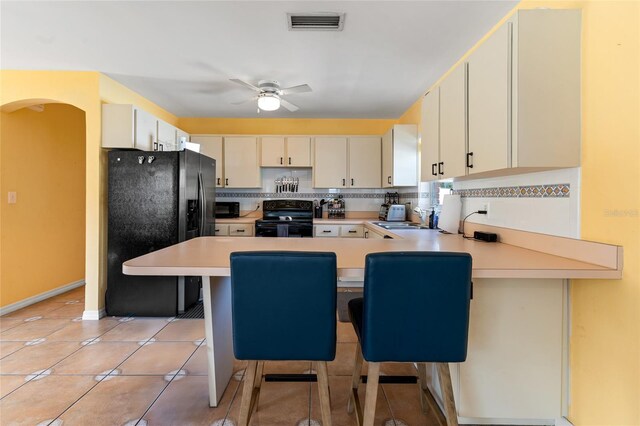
[216,168,421,212]
[451,168,581,238]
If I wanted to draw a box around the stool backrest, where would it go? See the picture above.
[230,251,337,361]
[362,252,472,362]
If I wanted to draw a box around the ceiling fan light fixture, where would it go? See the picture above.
[257,93,281,111]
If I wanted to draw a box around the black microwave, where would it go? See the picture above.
[215,201,240,218]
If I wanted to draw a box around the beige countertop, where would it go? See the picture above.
[123,225,622,280]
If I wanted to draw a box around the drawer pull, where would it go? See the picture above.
[348,230,357,233]
[323,230,332,233]
[236,229,245,233]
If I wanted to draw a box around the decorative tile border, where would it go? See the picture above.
[453,183,570,198]
[217,191,428,200]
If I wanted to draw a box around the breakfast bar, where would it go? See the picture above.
[122,225,622,425]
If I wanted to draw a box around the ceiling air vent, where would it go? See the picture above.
[287,13,345,31]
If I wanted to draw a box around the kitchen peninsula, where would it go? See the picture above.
[123,223,622,426]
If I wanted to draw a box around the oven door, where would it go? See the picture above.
[255,222,313,238]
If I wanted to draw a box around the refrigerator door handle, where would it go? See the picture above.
[198,172,206,237]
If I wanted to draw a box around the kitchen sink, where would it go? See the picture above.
[372,222,430,230]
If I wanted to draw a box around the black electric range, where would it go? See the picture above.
[255,199,314,238]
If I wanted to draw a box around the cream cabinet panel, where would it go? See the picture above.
[348,137,381,188]
[314,137,348,188]
[420,88,440,182]
[340,225,364,238]
[102,104,156,151]
[157,120,177,151]
[439,63,467,179]
[314,225,340,237]
[261,137,286,166]
[225,137,260,188]
[467,23,511,175]
[229,224,253,237]
[214,224,230,236]
[286,137,311,167]
[190,136,224,187]
[382,125,418,187]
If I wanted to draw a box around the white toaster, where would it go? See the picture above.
[385,204,406,221]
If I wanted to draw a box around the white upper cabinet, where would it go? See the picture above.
[157,119,177,151]
[439,63,468,179]
[382,124,418,187]
[102,104,156,151]
[467,23,511,175]
[190,135,224,187]
[176,128,189,146]
[286,137,311,167]
[224,136,261,188]
[420,87,440,182]
[260,136,311,167]
[467,10,581,176]
[348,137,382,188]
[313,137,348,188]
[102,104,189,152]
[261,136,286,166]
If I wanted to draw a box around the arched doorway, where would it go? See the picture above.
[1,101,86,313]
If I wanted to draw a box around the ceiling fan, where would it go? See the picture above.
[230,79,312,112]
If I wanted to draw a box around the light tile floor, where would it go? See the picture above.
[0,286,440,426]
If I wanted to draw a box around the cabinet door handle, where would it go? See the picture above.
[438,162,444,175]
[351,178,354,186]
[225,178,229,186]
[288,157,292,165]
[342,178,346,186]
[280,157,283,165]
[387,176,392,184]
[159,143,164,151]
[431,163,437,176]
[153,142,158,151]
[364,231,369,238]
[466,152,474,168]
[217,177,221,185]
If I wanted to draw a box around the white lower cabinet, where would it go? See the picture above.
[229,224,253,237]
[213,224,229,236]
[314,225,340,237]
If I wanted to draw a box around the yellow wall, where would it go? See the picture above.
[401,1,639,423]
[0,104,86,305]
[0,70,180,313]
[178,117,396,135]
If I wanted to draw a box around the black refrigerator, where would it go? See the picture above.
[106,149,216,317]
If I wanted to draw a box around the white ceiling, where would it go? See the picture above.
[1,1,517,118]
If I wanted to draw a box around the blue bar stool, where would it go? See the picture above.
[230,251,337,426]
[347,252,472,426]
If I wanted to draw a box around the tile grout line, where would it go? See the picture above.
[47,316,174,425]
[133,333,204,425]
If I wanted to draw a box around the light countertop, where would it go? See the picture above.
[123,224,622,280]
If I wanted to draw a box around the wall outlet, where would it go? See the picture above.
[7,192,17,204]
[482,203,490,217]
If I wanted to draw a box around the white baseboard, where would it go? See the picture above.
[556,417,574,426]
[0,279,85,316]
[82,308,106,321]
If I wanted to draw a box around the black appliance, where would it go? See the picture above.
[215,201,240,218]
[106,150,216,316]
[255,199,314,238]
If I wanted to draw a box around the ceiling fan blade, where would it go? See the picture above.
[280,99,300,112]
[231,96,258,105]
[279,84,312,95]
[229,78,261,92]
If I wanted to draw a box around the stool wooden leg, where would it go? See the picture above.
[251,361,264,414]
[315,361,332,426]
[362,362,380,426]
[347,342,364,415]
[238,360,258,426]
[437,363,459,426]
[417,362,429,413]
